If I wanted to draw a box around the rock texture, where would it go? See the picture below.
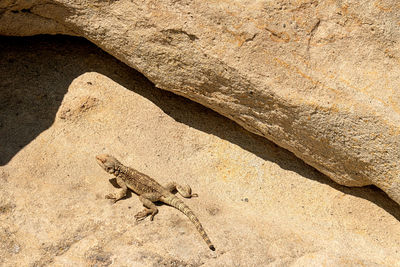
[1,0,400,204]
[1,35,400,266]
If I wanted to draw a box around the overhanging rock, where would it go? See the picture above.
[1,0,399,204]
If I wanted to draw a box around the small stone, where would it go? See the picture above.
[13,244,20,253]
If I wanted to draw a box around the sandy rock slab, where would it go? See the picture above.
[1,0,400,205]
[1,36,400,266]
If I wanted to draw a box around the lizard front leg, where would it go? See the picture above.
[165,182,198,198]
[135,192,161,221]
[105,177,127,203]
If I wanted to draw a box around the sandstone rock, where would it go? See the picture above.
[0,35,399,266]
[0,2,399,203]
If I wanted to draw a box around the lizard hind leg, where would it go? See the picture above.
[165,182,198,198]
[135,193,160,221]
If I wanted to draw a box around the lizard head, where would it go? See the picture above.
[96,154,121,174]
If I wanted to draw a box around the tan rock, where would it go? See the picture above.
[0,35,399,266]
[0,2,399,201]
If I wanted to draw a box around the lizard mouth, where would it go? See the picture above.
[95,155,106,166]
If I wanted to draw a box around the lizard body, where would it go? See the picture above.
[95,154,215,251]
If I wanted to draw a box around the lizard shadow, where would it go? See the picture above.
[1,35,398,222]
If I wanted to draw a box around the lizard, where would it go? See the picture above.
[95,154,215,251]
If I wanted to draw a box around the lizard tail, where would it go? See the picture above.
[164,195,215,251]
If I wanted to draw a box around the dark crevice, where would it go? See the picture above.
[10,8,31,14]
[307,18,320,55]
[161,28,199,41]
[245,33,258,43]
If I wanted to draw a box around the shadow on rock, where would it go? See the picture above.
[0,35,104,165]
[1,35,398,221]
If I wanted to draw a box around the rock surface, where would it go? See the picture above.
[1,0,400,204]
[1,35,400,266]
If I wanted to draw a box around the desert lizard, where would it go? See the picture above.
[96,154,215,250]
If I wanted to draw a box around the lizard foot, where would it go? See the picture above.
[135,209,151,221]
[175,184,198,198]
[105,194,117,203]
[135,209,158,221]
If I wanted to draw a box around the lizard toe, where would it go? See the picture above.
[105,194,118,203]
[135,216,145,221]
[150,211,158,221]
[135,210,150,221]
